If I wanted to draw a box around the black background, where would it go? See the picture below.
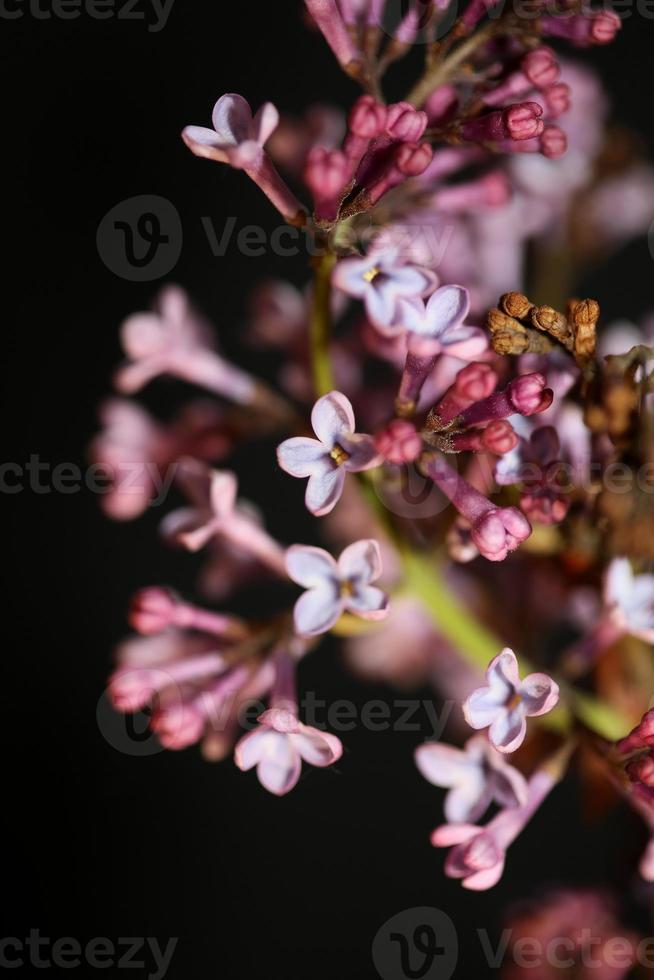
[3,3,654,978]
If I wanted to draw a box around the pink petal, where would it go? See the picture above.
[431,824,481,847]
[520,673,560,717]
[285,545,337,587]
[605,557,634,607]
[488,648,521,690]
[445,779,490,824]
[440,325,488,359]
[311,391,355,446]
[365,280,403,327]
[210,470,238,519]
[489,707,527,754]
[293,586,343,636]
[332,256,372,299]
[211,93,253,144]
[277,437,328,477]
[121,312,167,359]
[491,760,529,809]
[181,127,230,163]
[396,297,428,334]
[415,743,471,787]
[305,466,346,515]
[294,724,343,766]
[338,539,383,584]
[256,732,302,796]
[234,726,270,771]
[462,859,506,891]
[253,101,280,145]
[463,688,504,730]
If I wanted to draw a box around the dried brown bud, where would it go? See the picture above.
[530,305,574,349]
[487,308,526,335]
[501,291,533,321]
[569,299,599,362]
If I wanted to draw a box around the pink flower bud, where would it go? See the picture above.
[540,125,567,159]
[395,141,434,176]
[541,11,621,46]
[541,83,570,120]
[591,10,621,43]
[507,373,554,415]
[152,703,206,750]
[505,101,545,141]
[456,362,498,403]
[425,85,459,126]
[482,420,519,455]
[129,587,177,635]
[304,146,349,198]
[472,507,532,562]
[386,102,428,142]
[522,47,560,89]
[349,94,387,138]
[374,420,423,464]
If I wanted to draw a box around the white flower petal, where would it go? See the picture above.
[424,285,471,337]
[332,256,371,299]
[285,545,337,588]
[489,707,527,754]
[520,673,560,717]
[415,742,475,788]
[211,93,252,144]
[256,732,302,795]
[234,727,269,771]
[293,585,343,636]
[305,466,346,516]
[294,724,343,767]
[277,437,329,477]
[253,101,280,145]
[311,391,356,446]
[338,539,383,584]
[346,585,389,620]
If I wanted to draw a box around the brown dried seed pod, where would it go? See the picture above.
[530,305,574,348]
[570,299,599,361]
[500,291,533,321]
[487,308,527,335]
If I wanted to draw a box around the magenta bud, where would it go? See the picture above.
[425,84,459,126]
[505,101,544,141]
[522,47,559,89]
[396,141,434,176]
[626,754,654,788]
[540,125,568,159]
[386,102,428,142]
[472,507,532,562]
[129,587,177,635]
[374,420,423,464]
[507,373,553,415]
[349,94,387,138]
[304,146,349,198]
[542,83,570,120]
[592,10,621,43]
[482,420,519,455]
[455,363,498,402]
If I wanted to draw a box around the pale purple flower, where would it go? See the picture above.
[415,735,528,823]
[277,391,379,516]
[463,649,560,753]
[234,646,342,795]
[605,558,654,643]
[235,706,343,795]
[431,766,560,890]
[114,285,258,403]
[182,94,306,223]
[161,458,287,575]
[397,285,484,358]
[332,247,437,333]
[286,539,389,636]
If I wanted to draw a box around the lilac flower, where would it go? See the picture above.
[332,246,437,333]
[286,540,389,636]
[415,735,528,823]
[161,458,287,575]
[235,647,342,795]
[463,649,560,753]
[114,285,258,403]
[277,391,379,516]
[605,558,654,643]
[183,94,306,223]
[423,454,532,562]
[304,0,362,76]
[431,764,562,891]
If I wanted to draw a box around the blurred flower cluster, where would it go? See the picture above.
[94,0,654,932]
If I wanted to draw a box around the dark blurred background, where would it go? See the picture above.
[3,3,654,978]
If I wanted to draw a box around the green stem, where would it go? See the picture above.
[310,250,337,398]
[408,24,496,107]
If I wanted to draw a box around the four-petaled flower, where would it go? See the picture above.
[415,734,528,823]
[286,540,389,636]
[277,391,379,516]
[605,558,654,643]
[463,649,560,753]
[332,246,437,332]
[182,93,279,169]
[397,285,486,359]
[234,706,343,796]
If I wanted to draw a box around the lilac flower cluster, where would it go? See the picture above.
[94,0,654,913]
